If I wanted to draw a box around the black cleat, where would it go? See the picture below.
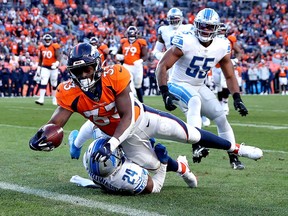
[192,145,210,163]
[229,153,245,170]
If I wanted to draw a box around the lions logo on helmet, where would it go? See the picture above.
[67,43,102,92]
[43,34,53,46]
[194,8,220,43]
[167,7,183,29]
[83,138,123,177]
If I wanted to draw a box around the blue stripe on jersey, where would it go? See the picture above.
[143,104,189,140]
[168,82,192,105]
[172,35,184,49]
[204,8,213,20]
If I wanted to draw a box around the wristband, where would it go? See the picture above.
[108,137,120,152]
[232,92,241,100]
[159,85,169,94]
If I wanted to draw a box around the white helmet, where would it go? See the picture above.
[194,8,220,43]
[167,7,183,29]
[83,138,123,177]
[42,34,53,46]
[218,23,228,36]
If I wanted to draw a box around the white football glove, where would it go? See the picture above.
[115,54,124,61]
[133,59,143,66]
[51,61,60,69]
[33,67,41,83]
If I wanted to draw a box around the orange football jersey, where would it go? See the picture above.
[120,38,147,65]
[56,64,141,136]
[98,43,109,63]
[39,43,60,67]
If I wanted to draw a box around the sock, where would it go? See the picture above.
[39,89,46,102]
[195,127,231,150]
[166,157,178,172]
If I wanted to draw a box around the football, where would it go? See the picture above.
[42,124,64,148]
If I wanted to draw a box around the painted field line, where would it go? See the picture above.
[0,182,164,216]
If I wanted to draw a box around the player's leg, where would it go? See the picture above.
[50,69,59,105]
[35,67,50,105]
[132,64,144,103]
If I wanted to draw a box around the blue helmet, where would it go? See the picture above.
[83,138,122,177]
[194,8,220,42]
[67,42,102,92]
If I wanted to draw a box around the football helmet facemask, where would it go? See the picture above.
[194,8,220,43]
[167,7,183,29]
[43,34,53,46]
[127,26,138,43]
[218,23,228,36]
[89,37,99,47]
[67,43,102,92]
[83,138,123,177]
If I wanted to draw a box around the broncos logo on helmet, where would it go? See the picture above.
[126,26,138,43]
[67,42,102,92]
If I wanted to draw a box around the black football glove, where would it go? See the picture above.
[92,143,112,162]
[29,128,54,151]
[233,93,248,116]
[159,85,179,111]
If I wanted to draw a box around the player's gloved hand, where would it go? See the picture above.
[154,143,169,164]
[33,67,41,83]
[159,85,179,111]
[93,142,112,162]
[51,61,60,69]
[233,93,248,116]
[70,143,82,159]
[29,128,54,151]
[192,145,210,163]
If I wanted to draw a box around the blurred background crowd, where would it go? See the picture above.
[0,0,287,97]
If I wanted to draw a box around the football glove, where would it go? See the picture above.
[233,93,248,116]
[154,143,169,164]
[192,145,210,163]
[33,67,41,83]
[29,128,54,151]
[92,142,112,162]
[159,85,179,111]
[51,61,60,69]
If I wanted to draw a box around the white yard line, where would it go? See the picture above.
[0,182,164,216]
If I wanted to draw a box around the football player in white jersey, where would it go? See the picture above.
[153,7,211,127]
[156,8,249,170]
[71,137,176,195]
[152,7,193,61]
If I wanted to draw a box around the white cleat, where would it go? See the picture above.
[177,156,198,188]
[35,99,44,105]
[235,143,263,160]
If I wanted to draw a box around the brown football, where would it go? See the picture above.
[42,124,64,148]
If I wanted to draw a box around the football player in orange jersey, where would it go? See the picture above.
[34,33,61,105]
[116,26,148,103]
[29,43,263,188]
[89,36,110,65]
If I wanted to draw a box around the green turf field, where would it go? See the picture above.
[0,95,287,216]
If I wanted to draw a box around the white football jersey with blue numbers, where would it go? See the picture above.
[157,24,194,50]
[169,32,231,86]
[89,158,149,195]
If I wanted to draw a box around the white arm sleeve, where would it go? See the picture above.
[109,91,136,151]
[152,41,165,60]
[152,164,167,193]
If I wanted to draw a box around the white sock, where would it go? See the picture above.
[152,164,167,193]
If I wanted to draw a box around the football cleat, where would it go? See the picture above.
[192,145,210,163]
[228,153,245,170]
[177,156,198,188]
[233,143,263,160]
[69,130,82,159]
[35,99,44,105]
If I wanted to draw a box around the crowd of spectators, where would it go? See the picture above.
[0,0,287,97]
